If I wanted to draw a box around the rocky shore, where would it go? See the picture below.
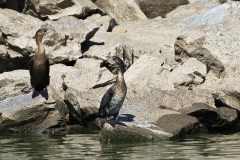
[1,0,240,142]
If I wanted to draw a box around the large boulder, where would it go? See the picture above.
[124,55,174,100]
[84,17,181,66]
[198,74,240,111]
[94,0,147,23]
[181,103,238,131]
[167,58,207,89]
[0,69,68,133]
[0,70,30,101]
[166,0,220,19]
[174,2,240,78]
[137,89,216,112]
[23,0,105,20]
[177,2,240,111]
[65,58,114,92]
[136,0,189,18]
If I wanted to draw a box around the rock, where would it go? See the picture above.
[174,2,240,78]
[65,58,114,92]
[100,103,199,143]
[139,89,216,112]
[198,76,240,112]
[167,58,207,89]
[61,58,116,126]
[0,9,105,72]
[0,86,68,133]
[0,70,31,101]
[50,64,78,99]
[23,0,105,20]
[124,55,174,100]
[181,103,238,131]
[136,0,189,18]
[94,0,147,23]
[84,18,180,66]
[166,0,220,19]
[64,87,106,127]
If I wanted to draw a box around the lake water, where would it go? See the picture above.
[1,130,240,160]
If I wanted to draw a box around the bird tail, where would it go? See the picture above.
[34,85,45,92]
[82,113,99,123]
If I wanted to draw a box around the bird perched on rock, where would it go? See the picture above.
[83,56,127,123]
[29,28,54,92]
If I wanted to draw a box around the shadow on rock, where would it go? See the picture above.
[107,120,127,128]
[81,41,105,53]
[118,114,135,122]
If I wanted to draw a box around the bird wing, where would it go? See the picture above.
[99,87,114,110]
[45,58,50,77]
[29,57,34,76]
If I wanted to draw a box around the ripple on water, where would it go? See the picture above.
[1,133,240,159]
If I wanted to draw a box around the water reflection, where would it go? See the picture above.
[1,132,240,160]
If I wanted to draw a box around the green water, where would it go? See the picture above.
[0,131,240,160]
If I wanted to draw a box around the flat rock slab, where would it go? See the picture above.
[100,104,199,143]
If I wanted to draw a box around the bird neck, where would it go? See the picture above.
[116,70,125,84]
[36,36,45,55]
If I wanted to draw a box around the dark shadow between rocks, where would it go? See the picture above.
[0,0,25,12]
[63,100,85,126]
[81,41,105,53]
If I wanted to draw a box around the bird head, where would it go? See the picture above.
[33,28,55,40]
[100,56,125,75]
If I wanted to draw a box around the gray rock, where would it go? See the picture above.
[100,103,199,143]
[181,103,238,131]
[124,55,174,100]
[0,70,31,101]
[136,0,189,18]
[166,0,220,19]
[168,58,207,89]
[94,0,147,23]
[198,76,240,112]
[0,86,68,133]
[84,18,180,67]
[65,58,114,92]
[23,0,105,20]
[174,2,240,78]
[0,9,105,71]
[138,89,216,112]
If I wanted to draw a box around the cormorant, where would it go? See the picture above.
[29,28,54,92]
[83,56,127,122]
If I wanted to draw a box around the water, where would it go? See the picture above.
[1,131,240,160]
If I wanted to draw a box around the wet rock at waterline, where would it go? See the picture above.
[181,103,238,131]
[100,104,199,143]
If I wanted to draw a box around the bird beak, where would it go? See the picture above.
[45,28,55,35]
[106,56,115,66]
